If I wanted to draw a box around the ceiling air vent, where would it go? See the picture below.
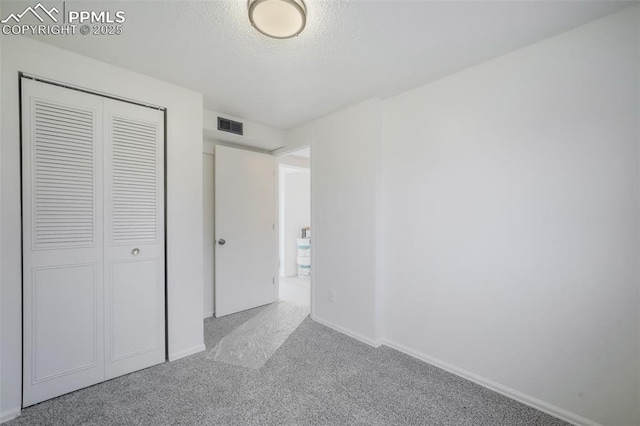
[217,117,243,136]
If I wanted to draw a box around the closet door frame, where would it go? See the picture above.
[19,74,168,407]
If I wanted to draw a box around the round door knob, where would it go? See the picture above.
[218,239,226,245]
[132,248,140,256]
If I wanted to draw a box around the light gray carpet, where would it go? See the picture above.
[8,307,568,425]
[210,301,310,369]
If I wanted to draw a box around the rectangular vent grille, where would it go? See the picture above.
[111,116,159,244]
[217,117,243,136]
[33,100,95,248]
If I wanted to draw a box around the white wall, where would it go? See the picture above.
[283,99,383,344]
[380,7,639,426]
[278,6,639,426]
[0,36,205,421]
[281,168,311,277]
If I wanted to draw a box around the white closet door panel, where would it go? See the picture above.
[22,79,105,407]
[103,99,165,379]
[32,264,99,381]
[110,260,160,359]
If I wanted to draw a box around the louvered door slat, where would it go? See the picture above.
[109,115,159,244]
[110,142,155,153]
[36,123,94,135]
[112,157,156,167]
[33,100,96,249]
[34,113,93,126]
[36,132,95,144]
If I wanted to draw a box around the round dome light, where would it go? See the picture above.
[248,0,307,39]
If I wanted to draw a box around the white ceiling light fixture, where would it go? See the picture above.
[248,0,307,39]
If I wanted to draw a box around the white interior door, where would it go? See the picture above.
[22,79,105,406]
[103,99,165,380]
[22,79,165,406]
[215,145,275,317]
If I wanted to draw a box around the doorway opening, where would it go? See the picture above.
[201,144,311,369]
[278,147,311,307]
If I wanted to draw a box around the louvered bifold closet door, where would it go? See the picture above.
[22,79,105,407]
[103,99,165,379]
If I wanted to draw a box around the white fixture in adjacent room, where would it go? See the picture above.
[248,0,306,39]
[296,235,311,278]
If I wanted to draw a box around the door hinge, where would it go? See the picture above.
[272,277,275,284]
[272,223,275,230]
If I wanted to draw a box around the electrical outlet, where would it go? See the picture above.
[328,290,335,303]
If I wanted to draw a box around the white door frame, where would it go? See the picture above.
[274,145,313,316]
[202,148,215,319]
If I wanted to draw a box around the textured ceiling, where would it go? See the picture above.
[12,0,637,129]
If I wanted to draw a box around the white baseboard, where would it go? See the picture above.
[203,311,214,319]
[0,407,21,424]
[168,343,206,361]
[381,339,600,426]
[311,315,381,348]
[306,314,599,426]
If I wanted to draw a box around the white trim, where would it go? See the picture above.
[279,156,310,169]
[280,164,309,173]
[274,156,282,302]
[202,150,215,322]
[0,407,21,424]
[21,73,164,110]
[168,343,206,361]
[205,138,271,155]
[203,142,215,155]
[272,145,310,157]
[311,315,381,348]
[308,142,314,320]
[274,144,313,313]
[380,339,601,426]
